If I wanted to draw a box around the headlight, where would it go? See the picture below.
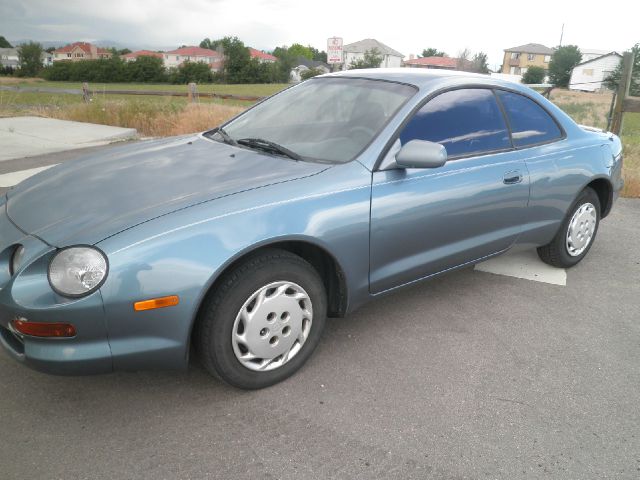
[10,245,25,275]
[48,246,108,297]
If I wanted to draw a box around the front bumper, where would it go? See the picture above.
[0,203,112,375]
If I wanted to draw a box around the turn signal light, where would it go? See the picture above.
[134,295,179,311]
[12,319,76,338]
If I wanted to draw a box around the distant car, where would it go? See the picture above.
[0,70,623,389]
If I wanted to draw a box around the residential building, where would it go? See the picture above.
[52,42,112,62]
[41,50,53,67]
[0,47,18,69]
[122,50,164,62]
[569,52,621,92]
[404,56,456,70]
[501,43,554,75]
[163,46,224,71]
[248,48,277,63]
[290,57,330,82]
[342,38,403,70]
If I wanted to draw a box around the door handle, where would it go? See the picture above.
[503,170,523,185]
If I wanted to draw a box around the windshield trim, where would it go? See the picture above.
[204,77,419,165]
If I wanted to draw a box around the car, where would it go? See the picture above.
[0,69,623,389]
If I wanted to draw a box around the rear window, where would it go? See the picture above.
[496,90,563,147]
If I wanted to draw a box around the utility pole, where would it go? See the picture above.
[559,23,564,47]
[610,52,636,135]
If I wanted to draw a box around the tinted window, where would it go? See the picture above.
[399,89,511,158]
[496,90,562,147]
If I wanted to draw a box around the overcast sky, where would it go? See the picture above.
[1,0,637,69]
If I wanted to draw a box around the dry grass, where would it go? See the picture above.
[0,76,45,85]
[36,99,245,137]
[550,89,640,198]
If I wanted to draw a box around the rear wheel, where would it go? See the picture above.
[537,187,600,268]
[196,249,326,389]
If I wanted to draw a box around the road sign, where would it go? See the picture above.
[327,37,343,64]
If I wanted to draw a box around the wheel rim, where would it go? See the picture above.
[232,281,313,372]
[566,202,597,257]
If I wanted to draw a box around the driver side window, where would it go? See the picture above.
[399,88,511,158]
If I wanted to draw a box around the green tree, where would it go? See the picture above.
[309,47,327,63]
[522,66,546,84]
[604,44,640,96]
[118,48,132,55]
[17,41,43,77]
[169,61,213,84]
[471,52,490,73]
[0,36,12,48]
[126,56,167,82]
[218,36,251,83]
[287,43,313,60]
[548,45,581,87]
[349,48,383,69]
[421,48,446,57]
[199,38,222,51]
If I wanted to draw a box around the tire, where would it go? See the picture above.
[195,248,327,389]
[537,187,601,268]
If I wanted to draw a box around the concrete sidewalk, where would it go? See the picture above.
[0,116,137,162]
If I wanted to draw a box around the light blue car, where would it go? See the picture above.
[0,69,623,389]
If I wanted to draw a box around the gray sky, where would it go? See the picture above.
[1,0,637,69]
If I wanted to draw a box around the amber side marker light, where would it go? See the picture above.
[134,295,180,311]
[12,319,76,338]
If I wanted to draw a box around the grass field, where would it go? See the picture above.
[0,79,638,197]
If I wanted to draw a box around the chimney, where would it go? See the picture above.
[409,54,415,60]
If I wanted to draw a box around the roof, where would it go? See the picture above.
[504,43,555,55]
[580,48,611,56]
[294,56,329,69]
[0,47,18,56]
[403,56,458,68]
[343,38,404,58]
[574,51,621,67]
[123,50,163,59]
[248,48,277,61]
[53,42,111,55]
[166,46,222,57]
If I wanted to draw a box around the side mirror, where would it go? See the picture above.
[395,140,447,169]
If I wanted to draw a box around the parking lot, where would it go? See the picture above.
[0,146,639,479]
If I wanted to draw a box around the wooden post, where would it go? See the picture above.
[610,52,634,134]
[188,82,198,103]
[82,82,90,103]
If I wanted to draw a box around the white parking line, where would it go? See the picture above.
[0,165,58,188]
[475,249,567,286]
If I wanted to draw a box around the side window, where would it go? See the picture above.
[496,90,562,147]
[399,89,511,158]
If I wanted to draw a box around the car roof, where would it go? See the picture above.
[320,68,531,94]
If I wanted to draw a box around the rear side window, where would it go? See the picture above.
[399,88,511,158]
[496,90,562,147]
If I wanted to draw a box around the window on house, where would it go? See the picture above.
[544,55,551,63]
[583,68,594,76]
[511,52,520,60]
[67,53,71,58]
[495,90,562,147]
[527,54,535,61]
[514,67,521,75]
[399,88,511,158]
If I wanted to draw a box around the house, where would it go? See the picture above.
[404,56,457,70]
[163,46,224,71]
[342,38,403,69]
[41,50,53,67]
[52,42,112,62]
[122,50,164,62]
[501,43,554,75]
[580,49,611,63]
[0,47,18,69]
[248,48,277,63]
[569,52,621,92]
[290,57,330,82]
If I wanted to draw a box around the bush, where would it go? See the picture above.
[168,61,213,84]
[522,66,546,84]
[300,68,322,81]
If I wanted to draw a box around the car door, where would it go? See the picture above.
[369,88,530,294]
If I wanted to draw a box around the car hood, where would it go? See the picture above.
[6,135,329,246]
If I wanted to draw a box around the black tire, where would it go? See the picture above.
[537,187,601,268]
[195,248,327,389]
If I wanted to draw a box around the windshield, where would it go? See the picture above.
[214,78,416,163]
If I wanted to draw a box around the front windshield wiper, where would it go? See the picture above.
[237,137,302,161]
[215,127,237,146]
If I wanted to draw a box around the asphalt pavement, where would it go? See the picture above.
[0,146,639,479]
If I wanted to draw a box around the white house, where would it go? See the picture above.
[163,46,224,72]
[0,48,18,69]
[569,52,621,92]
[342,39,403,70]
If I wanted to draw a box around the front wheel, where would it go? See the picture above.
[195,249,327,389]
[537,187,601,268]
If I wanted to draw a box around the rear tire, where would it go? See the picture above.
[537,187,600,268]
[195,249,327,390]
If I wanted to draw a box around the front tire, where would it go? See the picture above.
[537,187,600,268]
[195,249,327,389]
